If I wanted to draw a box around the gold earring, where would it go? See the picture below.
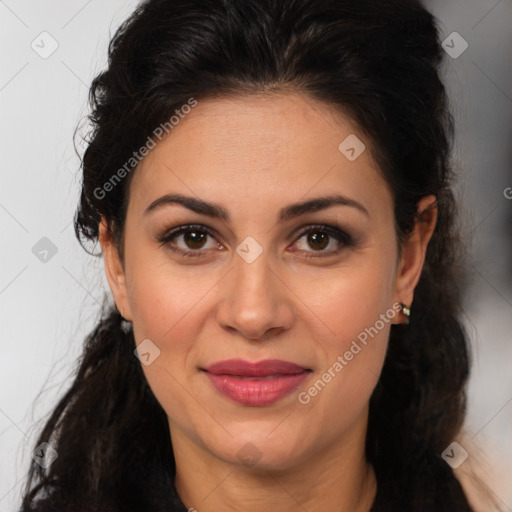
[401,304,411,324]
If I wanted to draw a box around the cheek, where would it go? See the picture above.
[126,256,217,432]
[291,249,397,414]
[129,275,215,366]
[291,248,398,349]
[125,240,218,340]
[125,244,222,392]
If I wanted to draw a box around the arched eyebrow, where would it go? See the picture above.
[143,193,369,221]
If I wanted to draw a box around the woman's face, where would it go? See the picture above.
[101,93,427,471]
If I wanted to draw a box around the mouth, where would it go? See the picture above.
[201,359,312,406]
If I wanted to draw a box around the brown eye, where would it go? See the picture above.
[157,223,353,260]
[292,225,353,258]
[306,231,329,251]
[182,230,208,249]
[157,224,222,258]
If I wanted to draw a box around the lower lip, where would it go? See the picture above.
[205,372,310,406]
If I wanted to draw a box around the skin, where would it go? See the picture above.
[99,92,437,512]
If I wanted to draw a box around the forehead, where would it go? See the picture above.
[128,93,390,220]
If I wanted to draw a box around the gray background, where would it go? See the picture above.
[1,1,511,510]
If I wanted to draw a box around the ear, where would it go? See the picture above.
[391,195,437,324]
[98,217,132,321]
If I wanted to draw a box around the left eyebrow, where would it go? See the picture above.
[278,194,369,221]
[143,193,369,221]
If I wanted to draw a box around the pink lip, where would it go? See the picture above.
[202,359,311,406]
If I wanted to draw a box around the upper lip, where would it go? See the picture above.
[203,359,310,377]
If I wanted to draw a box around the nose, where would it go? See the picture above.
[215,250,294,341]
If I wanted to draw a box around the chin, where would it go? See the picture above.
[208,431,309,472]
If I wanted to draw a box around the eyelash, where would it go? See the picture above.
[156,223,354,259]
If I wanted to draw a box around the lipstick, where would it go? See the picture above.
[202,359,311,406]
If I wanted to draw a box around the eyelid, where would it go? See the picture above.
[291,224,353,257]
[156,224,218,246]
[156,224,222,255]
[156,222,354,258]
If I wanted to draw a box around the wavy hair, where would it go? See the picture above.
[21,0,479,510]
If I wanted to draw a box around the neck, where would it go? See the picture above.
[171,413,377,512]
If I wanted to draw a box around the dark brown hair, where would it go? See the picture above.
[21,0,479,510]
